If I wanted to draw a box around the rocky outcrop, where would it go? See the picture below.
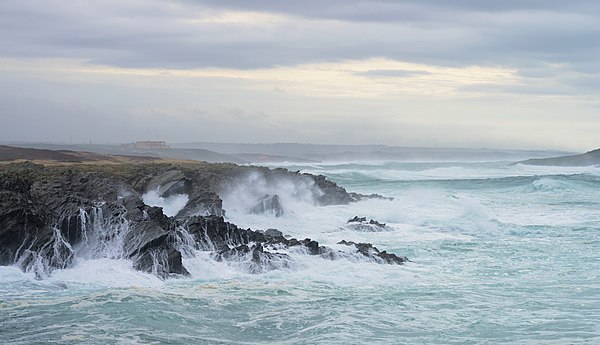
[346,216,391,232]
[337,240,409,264]
[182,215,407,272]
[0,161,408,279]
[0,163,189,278]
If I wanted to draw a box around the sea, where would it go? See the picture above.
[1,160,599,344]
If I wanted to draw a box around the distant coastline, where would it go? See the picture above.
[513,148,600,167]
[0,141,574,164]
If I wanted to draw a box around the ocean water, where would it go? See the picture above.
[1,161,599,344]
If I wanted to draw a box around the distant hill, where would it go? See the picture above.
[513,148,600,166]
[152,148,248,164]
[3,142,579,164]
[0,145,160,163]
[0,143,248,164]
[233,153,319,163]
[174,142,573,162]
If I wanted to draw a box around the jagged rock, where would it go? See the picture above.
[249,194,284,217]
[213,243,293,274]
[349,192,394,201]
[264,228,283,238]
[301,239,324,255]
[312,174,356,205]
[345,217,389,232]
[0,175,54,268]
[176,192,223,218]
[369,219,386,227]
[338,240,408,264]
[145,170,192,197]
[133,240,188,278]
[348,216,367,223]
[0,162,409,279]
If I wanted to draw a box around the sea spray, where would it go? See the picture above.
[142,189,189,217]
[221,171,323,217]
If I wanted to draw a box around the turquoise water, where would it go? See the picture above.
[1,161,599,344]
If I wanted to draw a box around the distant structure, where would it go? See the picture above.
[121,141,170,150]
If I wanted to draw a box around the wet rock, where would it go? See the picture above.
[133,240,189,278]
[302,239,323,255]
[312,174,356,205]
[349,192,394,201]
[264,228,283,238]
[369,219,386,227]
[348,216,367,223]
[0,162,409,279]
[345,217,389,232]
[213,243,293,274]
[144,170,191,197]
[337,240,408,264]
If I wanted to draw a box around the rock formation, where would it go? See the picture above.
[346,216,391,232]
[0,161,408,279]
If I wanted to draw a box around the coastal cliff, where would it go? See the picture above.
[0,159,407,279]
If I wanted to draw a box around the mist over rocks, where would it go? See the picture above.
[0,160,406,279]
[248,194,284,217]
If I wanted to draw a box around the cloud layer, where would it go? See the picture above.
[0,0,598,150]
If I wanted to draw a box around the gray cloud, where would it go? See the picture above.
[0,0,599,72]
[1,0,599,150]
[191,0,600,22]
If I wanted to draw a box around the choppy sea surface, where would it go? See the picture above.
[1,161,599,344]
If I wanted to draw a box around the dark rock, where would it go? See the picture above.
[133,241,189,278]
[348,216,367,223]
[176,192,223,218]
[311,174,356,205]
[349,192,394,201]
[264,228,283,238]
[345,217,390,232]
[145,170,193,198]
[338,240,409,264]
[213,243,293,274]
[368,219,386,227]
[302,239,323,255]
[0,162,409,279]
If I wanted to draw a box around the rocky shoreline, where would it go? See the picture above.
[0,161,408,279]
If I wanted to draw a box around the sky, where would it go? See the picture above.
[0,0,599,151]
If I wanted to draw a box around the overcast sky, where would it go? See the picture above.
[1,0,599,150]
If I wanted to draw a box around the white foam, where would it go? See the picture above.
[47,258,163,288]
[182,251,242,280]
[529,177,571,192]
[0,265,33,283]
[142,189,189,217]
[282,162,600,182]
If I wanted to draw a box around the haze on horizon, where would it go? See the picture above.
[0,0,599,152]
